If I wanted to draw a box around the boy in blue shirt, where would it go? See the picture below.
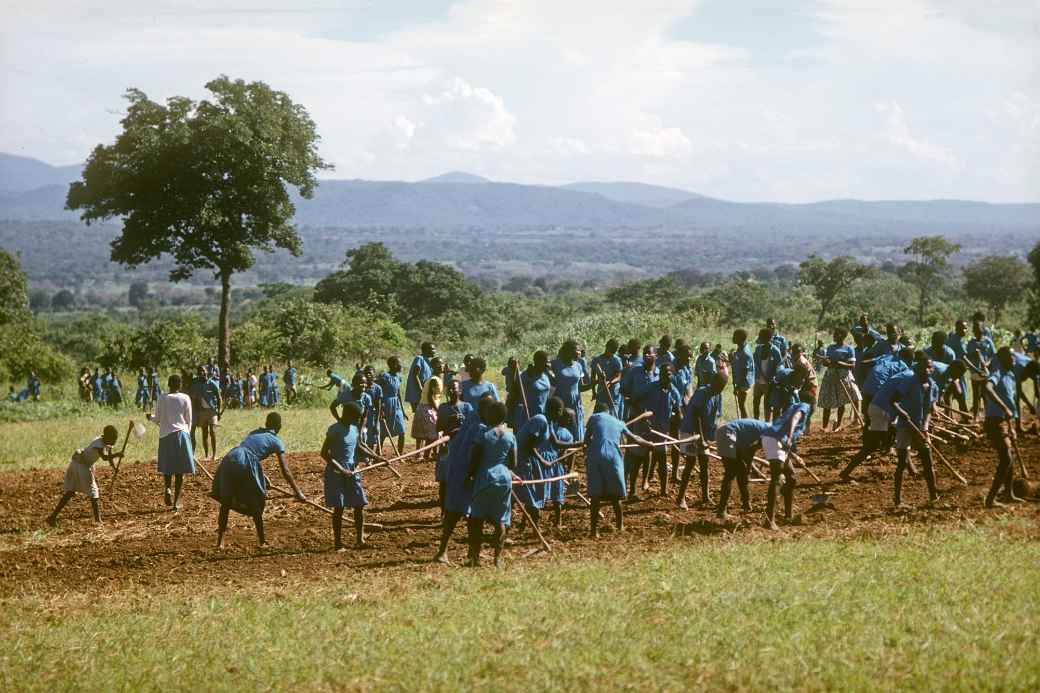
[887,359,940,507]
[730,329,755,419]
[983,347,1021,507]
[677,373,727,509]
[761,402,811,530]
[966,321,996,419]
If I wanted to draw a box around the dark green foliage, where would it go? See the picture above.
[962,255,1031,322]
[1025,241,1040,328]
[902,236,961,326]
[0,251,71,381]
[65,76,330,370]
[314,242,480,333]
[799,255,872,327]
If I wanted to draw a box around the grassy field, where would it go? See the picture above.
[1,522,1037,691]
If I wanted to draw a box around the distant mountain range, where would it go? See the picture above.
[1,152,1037,238]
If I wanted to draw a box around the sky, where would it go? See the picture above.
[1,0,1038,202]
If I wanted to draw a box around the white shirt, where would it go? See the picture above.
[151,392,192,437]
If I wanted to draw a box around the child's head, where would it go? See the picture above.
[422,376,443,405]
[102,425,119,446]
[340,401,363,426]
[481,400,508,427]
[265,412,282,433]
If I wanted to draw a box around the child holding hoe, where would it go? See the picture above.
[47,424,125,526]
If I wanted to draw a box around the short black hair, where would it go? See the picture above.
[265,412,282,431]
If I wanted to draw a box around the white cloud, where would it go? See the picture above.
[418,76,516,150]
[875,101,958,169]
[630,120,692,159]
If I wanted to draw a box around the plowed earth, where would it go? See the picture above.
[3,420,1038,598]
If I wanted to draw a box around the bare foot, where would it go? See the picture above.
[433,553,450,564]
[716,512,733,523]
[985,498,1007,509]
[764,519,780,531]
[676,498,689,510]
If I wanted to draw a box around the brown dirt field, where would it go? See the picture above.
[2,422,1039,598]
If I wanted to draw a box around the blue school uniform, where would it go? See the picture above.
[209,428,286,514]
[673,361,693,401]
[643,383,683,434]
[284,367,298,388]
[694,353,717,388]
[768,367,801,412]
[590,354,624,417]
[771,334,790,359]
[468,427,517,525]
[826,344,855,364]
[514,369,551,430]
[621,365,659,437]
[135,375,150,406]
[435,401,474,482]
[657,350,676,368]
[268,372,279,405]
[405,355,432,407]
[377,372,407,437]
[717,418,771,456]
[364,382,383,447]
[516,415,551,509]
[754,342,782,385]
[924,344,956,365]
[1012,352,1037,391]
[322,422,367,508]
[966,337,996,374]
[501,363,519,427]
[545,424,573,503]
[985,363,1018,420]
[149,373,162,400]
[93,375,105,403]
[337,388,372,419]
[763,403,812,448]
[258,372,270,407]
[443,415,486,515]
[869,338,900,361]
[680,384,722,440]
[862,356,911,399]
[461,380,499,409]
[584,412,630,498]
[551,358,587,441]
[731,344,755,391]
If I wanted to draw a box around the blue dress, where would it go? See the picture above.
[515,370,551,431]
[695,354,717,388]
[322,422,368,508]
[405,356,432,407]
[443,417,486,515]
[681,385,723,441]
[378,372,407,437]
[461,380,499,409]
[210,429,286,514]
[585,412,630,499]
[516,415,550,509]
[551,358,586,441]
[364,382,383,447]
[468,427,517,526]
[730,344,755,391]
[135,375,150,406]
[545,425,573,503]
[591,354,623,417]
[435,401,474,482]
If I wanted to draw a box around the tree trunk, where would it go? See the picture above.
[218,270,232,380]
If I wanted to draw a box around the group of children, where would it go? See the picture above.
[45,316,1039,567]
[6,370,41,403]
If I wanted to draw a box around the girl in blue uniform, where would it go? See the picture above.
[135,368,151,411]
[669,343,695,484]
[405,342,436,414]
[378,357,408,454]
[210,412,306,549]
[677,373,727,509]
[331,372,371,437]
[434,395,493,564]
[435,380,474,512]
[584,403,653,538]
[362,366,383,449]
[551,340,591,441]
[694,342,717,388]
[714,418,770,520]
[465,401,518,567]
[644,364,683,496]
[516,350,552,431]
[730,329,755,419]
[818,328,857,431]
[460,356,499,408]
[321,402,368,550]
[590,340,624,419]
[515,397,573,530]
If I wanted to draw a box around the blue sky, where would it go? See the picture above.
[1,0,1037,202]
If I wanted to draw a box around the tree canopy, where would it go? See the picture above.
[66,75,330,373]
[902,235,961,326]
[962,255,1031,322]
[798,255,872,327]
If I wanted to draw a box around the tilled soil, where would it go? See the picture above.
[2,421,1038,598]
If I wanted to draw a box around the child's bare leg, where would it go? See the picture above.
[164,474,173,506]
[47,491,75,526]
[354,508,365,547]
[90,498,101,523]
[216,503,230,548]
[492,523,505,568]
[253,512,266,546]
[173,474,184,510]
[332,507,343,550]
[611,499,624,531]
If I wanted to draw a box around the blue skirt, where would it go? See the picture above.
[135,388,150,406]
[468,466,512,525]
[546,458,566,503]
[514,455,545,509]
[323,462,367,508]
[435,451,449,482]
[382,397,406,437]
[210,448,267,515]
[158,431,196,475]
[587,452,626,499]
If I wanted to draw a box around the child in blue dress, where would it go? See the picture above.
[818,328,857,431]
[378,357,408,455]
[322,402,369,550]
[550,340,591,441]
[516,350,552,430]
[584,403,653,538]
[465,401,518,567]
[435,380,474,511]
[210,412,306,549]
[591,339,623,418]
[460,356,499,408]
[135,368,151,411]
[405,342,436,414]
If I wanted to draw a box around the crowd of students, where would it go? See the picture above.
[45,316,1040,568]
[6,370,41,403]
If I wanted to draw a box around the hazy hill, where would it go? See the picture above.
[562,181,706,207]
[0,153,82,193]
[421,171,490,184]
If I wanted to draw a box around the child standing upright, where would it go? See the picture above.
[47,425,124,526]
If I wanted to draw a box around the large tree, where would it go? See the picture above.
[901,235,961,326]
[1027,241,1040,327]
[962,255,1031,323]
[66,76,330,374]
[798,254,872,327]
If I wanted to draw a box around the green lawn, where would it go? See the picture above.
[2,523,1037,691]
